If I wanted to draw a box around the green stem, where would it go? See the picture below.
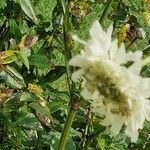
[100,0,114,25]
[81,108,92,149]
[57,108,76,150]
[57,1,77,150]
[63,1,72,93]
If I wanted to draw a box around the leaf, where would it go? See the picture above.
[40,66,66,83]
[0,0,6,9]
[0,66,26,88]
[35,0,57,22]
[42,132,60,149]
[144,10,150,27]
[16,111,42,130]
[20,92,38,102]
[18,0,38,23]
[29,102,51,118]
[19,49,30,70]
[114,9,127,21]
[9,19,22,40]
[65,139,76,150]
[18,35,38,49]
[0,89,15,103]
[28,83,43,96]
[77,3,103,39]
[97,137,106,150]
[29,54,50,75]
[0,50,17,64]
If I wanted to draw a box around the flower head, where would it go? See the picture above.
[69,20,150,142]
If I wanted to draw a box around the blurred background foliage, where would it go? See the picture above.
[0,0,150,149]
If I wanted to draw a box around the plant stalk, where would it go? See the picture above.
[100,0,114,25]
[63,1,72,93]
[57,1,77,150]
[57,108,76,150]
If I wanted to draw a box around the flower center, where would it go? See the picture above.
[84,60,131,116]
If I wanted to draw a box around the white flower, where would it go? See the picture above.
[69,20,150,142]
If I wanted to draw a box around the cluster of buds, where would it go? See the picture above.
[119,23,145,47]
[69,0,90,21]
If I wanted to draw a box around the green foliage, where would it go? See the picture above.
[18,0,38,23]
[0,0,150,150]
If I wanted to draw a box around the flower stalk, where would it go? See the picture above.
[57,108,76,150]
[57,1,78,150]
[63,1,72,92]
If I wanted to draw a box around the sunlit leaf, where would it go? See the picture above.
[97,137,106,150]
[0,50,17,64]
[143,10,150,27]
[28,83,43,96]
[35,0,57,22]
[18,0,38,23]
[0,66,26,88]
[20,92,38,102]
[29,54,50,75]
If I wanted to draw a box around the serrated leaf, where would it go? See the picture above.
[9,19,22,40]
[18,0,37,23]
[35,0,57,22]
[29,54,50,75]
[0,66,26,88]
[0,50,17,64]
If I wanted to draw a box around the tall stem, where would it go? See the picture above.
[100,0,114,25]
[57,108,76,150]
[57,1,78,150]
[63,1,72,93]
